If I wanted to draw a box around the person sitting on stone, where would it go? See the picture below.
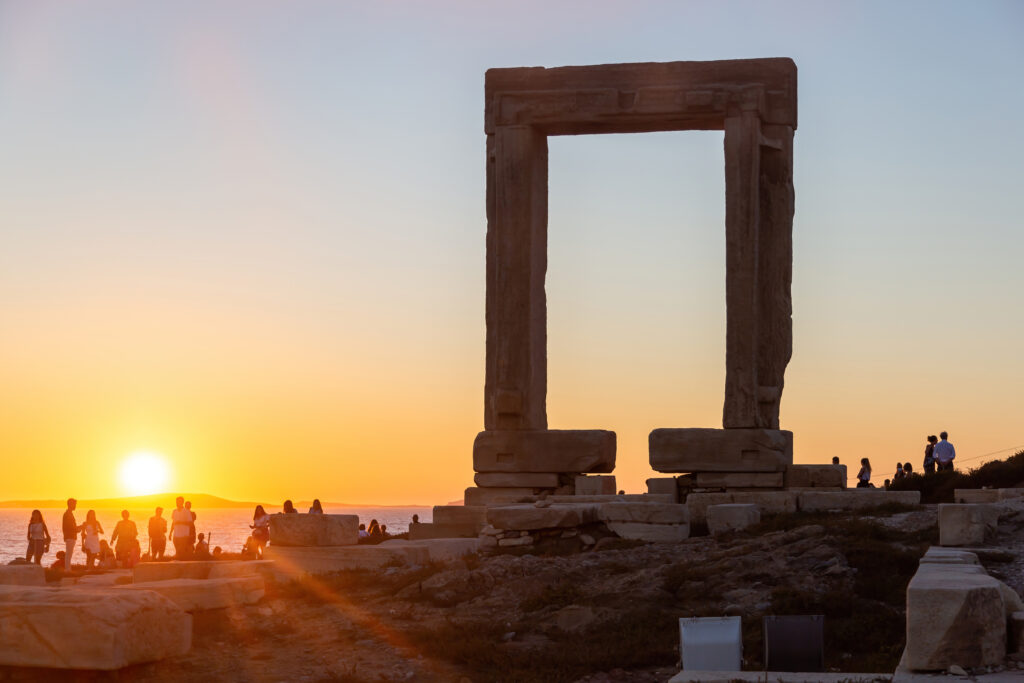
[97,540,116,569]
[50,550,66,571]
[380,524,388,538]
[884,478,891,489]
[856,458,872,488]
[250,505,271,558]
[367,519,383,542]
[832,456,840,465]
[410,514,420,525]
[194,533,211,560]
[893,462,906,481]
[212,546,223,559]
[357,523,369,540]
[902,462,914,477]
[283,500,298,514]
[308,499,324,514]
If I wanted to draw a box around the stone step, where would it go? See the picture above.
[265,539,479,577]
[408,522,479,540]
[796,490,920,512]
[116,576,264,612]
[686,491,798,525]
[487,504,599,531]
[550,494,676,504]
[597,502,689,525]
[133,559,274,583]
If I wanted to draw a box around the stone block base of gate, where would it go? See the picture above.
[473,429,616,473]
[648,428,792,473]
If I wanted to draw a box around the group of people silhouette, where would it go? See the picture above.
[852,432,958,489]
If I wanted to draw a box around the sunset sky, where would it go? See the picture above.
[1,1,1022,504]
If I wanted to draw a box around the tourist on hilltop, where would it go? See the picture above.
[185,501,197,547]
[934,432,956,471]
[62,498,81,571]
[856,458,873,488]
[832,456,840,465]
[110,510,138,568]
[893,463,906,481]
[97,540,116,569]
[194,533,211,560]
[169,496,193,559]
[25,509,51,565]
[903,462,914,477]
[149,507,167,560]
[923,435,938,474]
[81,510,104,569]
[358,523,369,540]
[309,499,324,514]
[283,500,298,514]
[251,505,271,558]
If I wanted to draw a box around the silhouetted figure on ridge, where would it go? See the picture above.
[856,458,873,488]
[62,498,81,571]
[149,507,167,560]
[283,500,298,514]
[893,463,906,481]
[111,510,138,568]
[250,505,271,558]
[170,496,193,559]
[81,510,103,569]
[923,435,938,474]
[25,509,50,565]
[309,499,324,514]
[934,431,956,471]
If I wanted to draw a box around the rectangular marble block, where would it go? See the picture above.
[464,487,537,506]
[797,490,920,513]
[954,489,1000,504]
[268,513,359,547]
[649,428,792,473]
[646,477,678,501]
[432,505,488,526]
[474,472,560,488]
[408,522,479,540]
[575,475,616,495]
[695,472,783,488]
[474,429,616,473]
[785,464,846,489]
[487,504,599,531]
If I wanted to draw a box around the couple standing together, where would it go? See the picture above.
[923,432,956,473]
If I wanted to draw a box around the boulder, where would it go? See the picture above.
[706,504,760,535]
[0,564,45,586]
[939,504,999,547]
[606,521,689,543]
[597,502,689,525]
[905,564,1006,670]
[487,504,598,530]
[649,428,793,473]
[117,576,264,611]
[133,560,273,583]
[575,475,616,495]
[0,586,190,669]
[268,513,358,546]
[797,490,920,512]
[473,429,616,473]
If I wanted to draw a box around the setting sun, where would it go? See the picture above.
[118,451,171,496]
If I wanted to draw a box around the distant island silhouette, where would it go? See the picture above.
[0,492,430,509]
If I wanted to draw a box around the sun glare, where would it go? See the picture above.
[119,451,171,496]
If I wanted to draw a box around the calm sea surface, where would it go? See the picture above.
[0,507,431,566]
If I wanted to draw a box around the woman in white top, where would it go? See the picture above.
[250,505,271,558]
[81,509,104,569]
[856,458,872,488]
[26,510,51,564]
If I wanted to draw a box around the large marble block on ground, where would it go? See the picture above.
[905,564,1006,670]
[117,576,264,612]
[408,522,479,540]
[133,560,274,583]
[797,490,920,512]
[487,504,599,530]
[707,504,761,535]
[0,586,191,669]
[464,486,537,506]
[0,564,45,586]
[785,464,846,489]
[597,502,689,525]
[938,504,999,547]
[695,472,783,488]
[646,477,679,501]
[473,429,615,473]
[575,475,616,495]
[268,513,358,546]
[953,488,999,504]
[687,491,798,525]
[606,521,689,543]
[474,472,560,488]
[265,539,479,577]
[433,505,488,526]
[649,428,792,473]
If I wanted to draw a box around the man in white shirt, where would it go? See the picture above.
[933,431,956,471]
[168,496,193,559]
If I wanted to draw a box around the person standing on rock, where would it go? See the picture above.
[110,510,138,568]
[149,507,167,559]
[80,510,103,569]
[169,496,193,559]
[856,458,873,488]
[933,432,956,471]
[923,435,938,474]
[62,498,81,571]
[250,505,271,558]
[185,500,197,548]
[25,509,51,564]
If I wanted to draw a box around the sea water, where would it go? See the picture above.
[0,506,431,566]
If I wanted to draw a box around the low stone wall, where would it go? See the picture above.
[0,564,46,586]
[268,513,358,546]
[265,539,479,577]
[133,559,274,583]
[116,576,265,612]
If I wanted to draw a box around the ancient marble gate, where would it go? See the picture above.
[470,59,798,504]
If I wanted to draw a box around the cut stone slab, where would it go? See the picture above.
[695,472,783,488]
[432,505,488,526]
[133,560,274,583]
[408,522,479,540]
[606,521,689,543]
[687,491,798,525]
[953,489,1000,504]
[670,672,892,683]
[0,585,191,669]
[549,494,676,504]
[905,564,1006,670]
[265,539,479,577]
[487,504,598,530]
[785,464,846,489]
[939,504,999,547]
[598,502,689,525]
[0,564,45,586]
[464,486,538,506]
[117,576,264,612]
[649,428,793,473]
[473,429,615,473]
[474,472,560,488]
[999,488,1024,501]
[797,490,920,513]
[268,513,358,546]
[646,477,678,501]
[707,504,760,535]
[921,547,980,565]
[575,475,617,495]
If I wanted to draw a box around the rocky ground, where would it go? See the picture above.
[0,506,941,683]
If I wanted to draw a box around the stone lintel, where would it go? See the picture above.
[474,472,560,488]
[485,58,797,134]
[695,472,783,488]
[474,429,616,473]
[463,487,539,507]
[649,428,792,473]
